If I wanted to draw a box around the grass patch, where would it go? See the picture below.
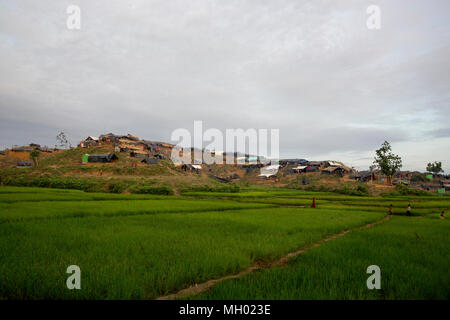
[0,199,274,223]
[0,207,384,299]
[195,216,449,300]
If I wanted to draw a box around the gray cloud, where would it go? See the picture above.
[428,127,450,139]
[0,0,449,171]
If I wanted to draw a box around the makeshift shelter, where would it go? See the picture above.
[292,165,307,173]
[17,161,32,167]
[87,153,118,163]
[141,158,159,165]
[246,156,258,163]
[6,148,32,161]
[324,160,345,167]
[304,166,319,172]
[258,164,280,178]
[181,164,202,173]
[39,147,52,153]
[307,161,323,167]
[79,136,99,148]
[123,134,139,141]
[243,163,263,169]
[262,164,281,171]
[279,159,308,166]
[236,156,247,164]
[11,147,33,152]
[211,175,232,183]
[258,173,277,179]
[153,153,167,160]
[130,150,148,158]
[321,166,346,176]
[99,133,120,143]
[440,180,450,191]
[352,171,376,182]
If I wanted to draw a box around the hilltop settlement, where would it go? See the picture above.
[0,133,448,195]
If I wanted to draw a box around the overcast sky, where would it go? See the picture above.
[1,0,449,171]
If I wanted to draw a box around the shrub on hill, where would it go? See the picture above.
[130,185,174,195]
[180,184,240,193]
[303,183,370,196]
[0,175,101,192]
[384,184,430,196]
[107,181,128,193]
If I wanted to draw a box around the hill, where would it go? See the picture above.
[3,133,442,196]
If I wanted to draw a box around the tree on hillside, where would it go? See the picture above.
[56,131,72,149]
[373,141,402,184]
[30,149,40,167]
[426,161,443,175]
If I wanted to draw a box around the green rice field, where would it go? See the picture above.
[0,186,448,299]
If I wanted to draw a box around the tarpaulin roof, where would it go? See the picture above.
[263,164,281,170]
[258,173,277,177]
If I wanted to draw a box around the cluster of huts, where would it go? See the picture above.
[255,159,354,179]
[1,143,54,167]
[5,134,445,189]
[78,133,173,164]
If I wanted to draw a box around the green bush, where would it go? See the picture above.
[107,182,127,193]
[0,175,102,193]
[180,184,240,193]
[130,185,174,195]
[304,183,369,196]
[356,184,370,196]
[388,184,430,196]
[334,184,369,196]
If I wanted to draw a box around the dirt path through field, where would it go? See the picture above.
[155,214,392,300]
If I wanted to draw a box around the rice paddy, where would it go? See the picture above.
[0,186,448,299]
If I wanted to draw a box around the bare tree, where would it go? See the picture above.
[56,131,72,149]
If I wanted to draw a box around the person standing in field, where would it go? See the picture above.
[440,210,445,219]
[406,204,411,216]
[389,204,393,215]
